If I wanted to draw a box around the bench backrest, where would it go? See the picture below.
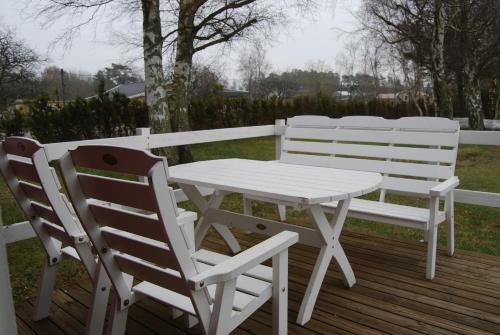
[0,137,84,263]
[280,116,460,199]
[58,145,212,322]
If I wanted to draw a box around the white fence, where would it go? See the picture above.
[1,120,499,333]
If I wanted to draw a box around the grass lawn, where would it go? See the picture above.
[3,137,500,302]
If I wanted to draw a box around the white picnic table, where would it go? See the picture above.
[169,158,382,325]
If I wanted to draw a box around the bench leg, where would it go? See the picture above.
[33,260,57,321]
[277,205,287,222]
[273,250,288,335]
[426,226,438,280]
[446,193,455,256]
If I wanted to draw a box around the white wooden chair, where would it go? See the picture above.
[58,145,298,335]
[0,137,111,334]
[245,116,460,279]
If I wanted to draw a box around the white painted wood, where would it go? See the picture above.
[281,152,454,179]
[445,192,455,256]
[426,196,440,280]
[61,145,295,335]
[3,221,36,243]
[459,130,500,145]
[280,116,461,281]
[454,189,500,208]
[0,211,18,335]
[0,137,111,334]
[170,159,382,206]
[147,125,276,149]
[170,159,379,325]
[273,250,288,335]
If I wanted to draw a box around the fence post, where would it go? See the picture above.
[0,208,18,334]
[275,119,286,160]
[275,119,287,221]
[136,128,151,183]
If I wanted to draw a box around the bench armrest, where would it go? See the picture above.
[429,176,459,197]
[188,231,298,290]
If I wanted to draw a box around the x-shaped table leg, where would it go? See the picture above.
[296,198,355,325]
[178,184,241,254]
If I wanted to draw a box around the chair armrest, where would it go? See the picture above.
[188,231,298,290]
[429,176,459,197]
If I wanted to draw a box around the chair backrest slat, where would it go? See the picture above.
[89,203,166,241]
[32,202,63,227]
[18,181,51,206]
[282,116,460,196]
[9,159,41,183]
[114,254,191,296]
[101,228,178,269]
[78,174,157,212]
[0,138,83,258]
[59,145,209,313]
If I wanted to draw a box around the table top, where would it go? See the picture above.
[169,159,382,205]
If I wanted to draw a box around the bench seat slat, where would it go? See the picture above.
[322,198,446,224]
[32,202,63,226]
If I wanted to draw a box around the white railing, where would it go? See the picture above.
[1,119,499,333]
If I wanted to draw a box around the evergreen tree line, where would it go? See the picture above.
[1,92,148,143]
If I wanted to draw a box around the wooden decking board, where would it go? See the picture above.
[15,229,500,335]
[340,235,500,287]
[344,230,500,268]
[203,231,500,334]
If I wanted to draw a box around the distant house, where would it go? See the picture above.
[377,91,429,102]
[86,82,249,101]
[12,99,69,115]
[335,90,350,100]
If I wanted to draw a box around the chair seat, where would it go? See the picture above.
[322,198,446,225]
[133,248,273,316]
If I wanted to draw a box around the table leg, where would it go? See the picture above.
[178,184,241,254]
[296,199,354,325]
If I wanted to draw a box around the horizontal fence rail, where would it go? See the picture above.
[1,119,499,333]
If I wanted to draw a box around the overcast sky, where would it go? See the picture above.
[0,0,361,83]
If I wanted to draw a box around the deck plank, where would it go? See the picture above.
[15,229,500,335]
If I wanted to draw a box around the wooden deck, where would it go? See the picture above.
[16,229,500,335]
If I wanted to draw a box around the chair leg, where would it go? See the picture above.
[32,260,57,321]
[426,226,438,280]
[106,295,129,335]
[85,263,111,335]
[273,250,288,335]
[446,193,455,256]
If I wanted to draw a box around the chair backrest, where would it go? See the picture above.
[58,145,211,318]
[0,137,84,263]
[280,116,460,198]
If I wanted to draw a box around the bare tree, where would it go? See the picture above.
[32,0,318,162]
[0,27,41,109]
[238,41,271,98]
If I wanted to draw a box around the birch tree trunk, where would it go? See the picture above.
[141,0,179,163]
[457,0,484,130]
[431,0,453,119]
[168,0,196,163]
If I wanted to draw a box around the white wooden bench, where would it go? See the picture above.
[0,137,112,335]
[246,116,460,280]
[58,145,298,335]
